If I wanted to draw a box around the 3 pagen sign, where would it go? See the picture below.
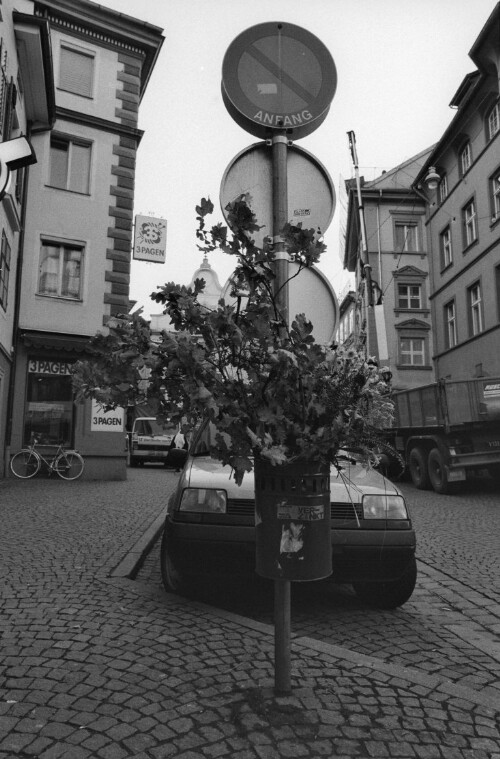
[133,215,167,263]
[91,400,124,432]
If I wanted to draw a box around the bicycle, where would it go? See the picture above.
[10,439,85,481]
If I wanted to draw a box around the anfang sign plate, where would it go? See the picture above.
[222,22,337,139]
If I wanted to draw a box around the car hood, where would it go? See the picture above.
[183,455,401,503]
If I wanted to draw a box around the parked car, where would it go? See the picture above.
[129,417,186,468]
[160,421,417,609]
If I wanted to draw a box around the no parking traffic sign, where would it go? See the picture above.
[222,22,337,139]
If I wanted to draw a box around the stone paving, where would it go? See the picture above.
[1,469,499,758]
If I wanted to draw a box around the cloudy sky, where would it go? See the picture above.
[99,0,496,318]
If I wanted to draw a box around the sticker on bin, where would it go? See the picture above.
[277,502,325,521]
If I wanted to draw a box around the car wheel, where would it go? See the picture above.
[408,447,431,490]
[353,558,417,610]
[160,527,193,595]
[428,447,457,494]
[488,464,500,481]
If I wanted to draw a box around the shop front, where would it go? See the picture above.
[8,331,127,480]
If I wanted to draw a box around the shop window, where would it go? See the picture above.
[24,360,74,446]
[399,337,425,366]
[59,44,94,98]
[444,300,457,349]
[38,241,83,300]
[49,135,91,194]
[397,283,422,310]
[0,229,10,310]
[440,226,453,270]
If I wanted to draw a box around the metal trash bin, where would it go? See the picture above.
[255,457,332,581]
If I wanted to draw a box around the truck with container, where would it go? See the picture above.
[388,377,500,493]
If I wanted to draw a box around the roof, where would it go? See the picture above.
[365,146,435,192]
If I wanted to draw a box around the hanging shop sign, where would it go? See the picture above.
[91,400,124,431]
[133,215,167,263]
[222,22,337,139]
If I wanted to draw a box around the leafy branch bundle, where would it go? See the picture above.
[72,196,395,484]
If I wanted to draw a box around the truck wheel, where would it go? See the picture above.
[129,457,139,467]
[409,447,431,489]
[353,558,417,609]
[428,447,456,494]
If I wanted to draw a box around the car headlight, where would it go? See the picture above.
[179,488,227,513]
[362,494,408,519]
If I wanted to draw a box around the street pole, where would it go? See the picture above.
[347,130,374,307]
[271,131,291,695]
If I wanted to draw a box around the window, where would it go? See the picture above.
[398,283,421,310]
[468,282,483,336]
[444,300,457,348]
[440,226,453,269]
[0,229,11,310]
[438,174,448,203]
[488,103,499,140]
[394,221,419,252]
[59,44,94,97]
[463,199,477,247]
[460,141,472,175]
[38,241,83,300]
[49,135,91,193]
[400,337,424,366]
[496,266,500,322]
[491,169,500,221]
[0,75,16,141]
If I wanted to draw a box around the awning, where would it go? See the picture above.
[21,331,91,354]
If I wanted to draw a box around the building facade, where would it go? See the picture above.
[343,149,434,391]
[0,0,55,478]
[4,0,163,478]
[413,2,500,381]
[343,3,500,390]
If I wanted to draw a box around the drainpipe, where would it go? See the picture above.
[4,124,33,469]
[377,191,382,290]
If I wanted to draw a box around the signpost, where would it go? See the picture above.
[221,22,337,694]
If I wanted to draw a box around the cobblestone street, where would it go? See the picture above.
[1,469,499,758]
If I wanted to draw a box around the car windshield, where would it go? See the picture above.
[135,419,177,437]
[191,421,230,455]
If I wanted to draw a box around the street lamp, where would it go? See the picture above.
[424,166,440,191]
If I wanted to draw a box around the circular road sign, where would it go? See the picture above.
[221,263,338,345]
[220,142,335,248]
[222,22,337,140]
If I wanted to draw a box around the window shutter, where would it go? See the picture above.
[59,47,94,97]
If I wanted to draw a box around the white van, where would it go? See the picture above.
[129,417,179,467]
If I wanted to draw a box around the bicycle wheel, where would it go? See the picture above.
[10,450,41,479]
[54,451,84,480]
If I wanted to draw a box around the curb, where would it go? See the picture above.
[110,505,167,579]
